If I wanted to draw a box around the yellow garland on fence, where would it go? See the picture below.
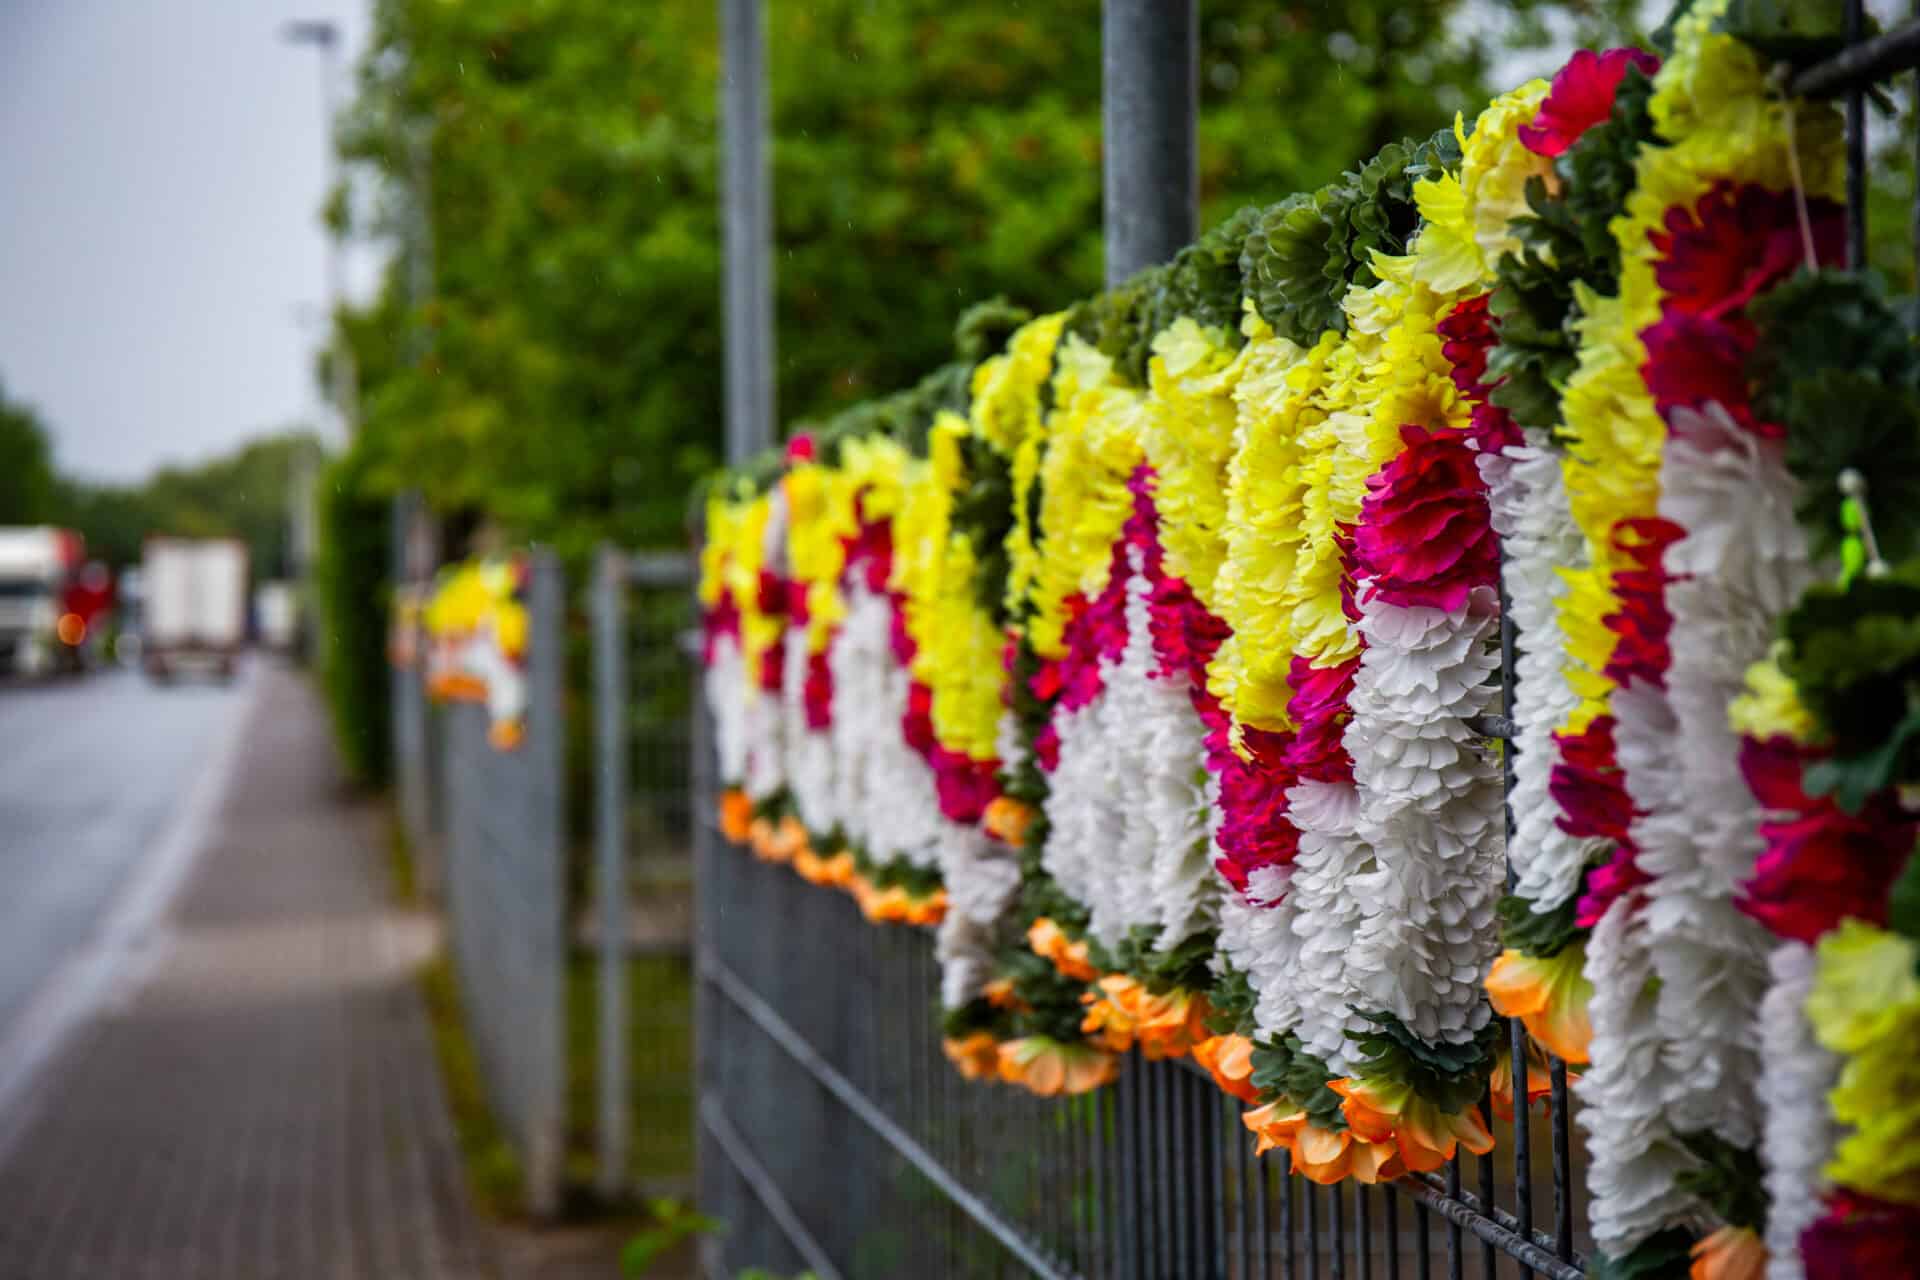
[1138,318,1241,613]
[782,459,858,653]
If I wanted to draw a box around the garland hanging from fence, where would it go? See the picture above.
[420,555,532,751]
[697,4,1918,1274]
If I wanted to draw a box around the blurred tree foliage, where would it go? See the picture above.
[54,432,323,576]
[335,0,1643,556]
[0,379,58,525]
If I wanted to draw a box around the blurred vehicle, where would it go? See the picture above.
[253,580,299,652]
[0,526,87,676]
[116,567,145,665]
[143,537,248,681]
[61,560,116,665]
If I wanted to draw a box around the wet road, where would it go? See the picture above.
[0,665,249,1043]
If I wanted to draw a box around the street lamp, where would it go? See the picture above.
[282,18,356,442]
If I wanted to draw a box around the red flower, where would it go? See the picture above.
[1802,1191,1920,1280]
[1437,294,1522,453]
[1552,716,1633,844]
[902,681,936,757]
[756,569,788,617]
[784,432,816,464]
[1520,47,1660,157]
[1600,518,1683,692]
[1353,425,1498,613]
[1639,311,1764,434]
[1213,725,1301,899]
[756,644,784,694]
[1737,736,1918,943]
[803,650,833,731]
[1034,721,1061,773]
[1282,654,1359,785]
[930,747,1000,825]
[700,595,740,666]
[1575,844,1649,928]
[887,595,915,666]
[1649,182,1844,323]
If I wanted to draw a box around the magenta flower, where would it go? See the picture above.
[1519,47,1660,157]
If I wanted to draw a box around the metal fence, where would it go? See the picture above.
[688,18,1920,1275]
[592,545,699,1200]
[390,491,443,894]
[442,549,567,1217]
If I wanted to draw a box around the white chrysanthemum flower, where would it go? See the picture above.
[937,909,1000,1010]
[933,819,1019,1010]
[704,632,751,787]
[1344,589,1505,1049]
[1279,780,1372,1072]
[1758,941,1840,1280]
[828,584,943,869]
[1577,894,1700,1253]
[1480,432,1601,911]
[1041,550,1218,952]
[782,628,837,834]
[741,683,787,803]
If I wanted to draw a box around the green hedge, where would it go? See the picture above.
[316,446,392,786]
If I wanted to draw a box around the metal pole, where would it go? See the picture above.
[285,19,358,440]
[526,548,567,1219]
[1101,0,1198,287]
[593,545,631,1200]
[720,0,775,465]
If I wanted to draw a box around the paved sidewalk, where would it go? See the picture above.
[0,665,494,1279]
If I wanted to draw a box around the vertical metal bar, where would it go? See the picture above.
[1384,1188,1400,1280]
[1356,1186,1370,1280]
[1329,1183,1344,1280]
[1211,1093,1229,1280]
[1277,1154,1291,1280]
[1305,1179,1320,1280]
[524,549,566,1218]
[1445,1158,1465,1280]
[1234,1113,1254,1280]
[1845,0,1867,268]
[594,547,630,1200]
[1550,1059,1574,1260]
[1477,1093,1497,1280]
[1101,0,1198,286]
[720,0,775,463]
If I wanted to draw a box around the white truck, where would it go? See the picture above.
[143,537,249,681]
[0,526,85,676]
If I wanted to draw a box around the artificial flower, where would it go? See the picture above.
[1486,946,1595,1064]
[1519,48,1660,158]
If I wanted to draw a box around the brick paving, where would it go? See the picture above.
[0,666,494,1279]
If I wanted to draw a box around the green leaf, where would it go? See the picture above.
[1349,1011,1501,1113]
[1248,1035,1348,1131]
[1498,893,1584,958]
[1884,841,1920,943]
[1677,1130,1769,1231]
[1585,1227,1697,1280]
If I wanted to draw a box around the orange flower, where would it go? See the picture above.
[718,789,754,844]
[792,847,830,885]
[1489,1039,1561,1124]
[1027,917,1099,982]
[942,1032,1001,1081]
[486,718,525,751]
[1080,984,1138,1053]
[996,1037,1119,1097]
[747,817,778,859]
[1240,1104,1404,1185]
[1330,1077,1494,1174]
[1690,1225,1766,1280]
[901,889,946,927]
[982,977,1023,1010]
[1485,947,1593,1065]
[983,796,1037,848]
[769,815,810,863]
[1131,988,1213,1061]
[1192,1034,1260,1103]
[820,851,857,889]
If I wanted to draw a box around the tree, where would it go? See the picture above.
[334,0,1646,560]
[0,379,57,524]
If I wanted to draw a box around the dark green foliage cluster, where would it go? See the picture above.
[1206,963,1259,1038]
[1748,271,1920,563]
[1487,63,1657,433]
[1089,926,1219,997]
[0,379,57,525]
[1498,891,1582,958]
[1677,1131,1770,1231]
[1249,1035,1348,1131]
[849,843,945,899]
[1780,563,1920,811]
[1720,0,1857,70]
[1241,128,1458,348]
[1350,1010,1503,1112]
[315,448,393,786]
[1585,1227,1697,1280]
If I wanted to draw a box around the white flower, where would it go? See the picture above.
[1480,432,1601,913]
[1577,894,1700,1253]
[1343,588,1505,1050]
[1758,941,1840,1280]
[1276,779,1370,1071]
[704,633,750,787]
[828,584,943,869]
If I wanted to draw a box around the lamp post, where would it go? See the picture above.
[283,18,357,442]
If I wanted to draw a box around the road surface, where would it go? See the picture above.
[0,666,248,1044]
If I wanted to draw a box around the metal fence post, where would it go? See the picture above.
[594,544,631,1200]
[721,0,776,465]
[1102,0,1198,286]
[524,549,566,1217]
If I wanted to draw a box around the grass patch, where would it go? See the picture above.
[419,953,524,1216]
[566,950,696,1195]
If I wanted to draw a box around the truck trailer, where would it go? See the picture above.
[142,537,248,681]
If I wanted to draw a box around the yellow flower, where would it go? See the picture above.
[1458,81,1551,270]
[1809,922,1920,1205]
[1728,644,1822,744]
[1140,318,1241,614]
[969,311,1067,455]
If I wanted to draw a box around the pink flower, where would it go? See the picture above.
[756,644,784,694]
[1551,716,1633,844]
[701,595,740,666]
[1281,654,1359,785]
[901,681,935,757]
[784,432,815,464]
[1213,725,1301,899]
[1519,47,1660,157]
[1353,425,1498,612]
[931,747,1000,825]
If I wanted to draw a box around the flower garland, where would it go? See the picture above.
[691,13,1920,1242]
[421,555,531,750]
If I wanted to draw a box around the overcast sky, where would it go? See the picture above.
[0,0,379,484]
